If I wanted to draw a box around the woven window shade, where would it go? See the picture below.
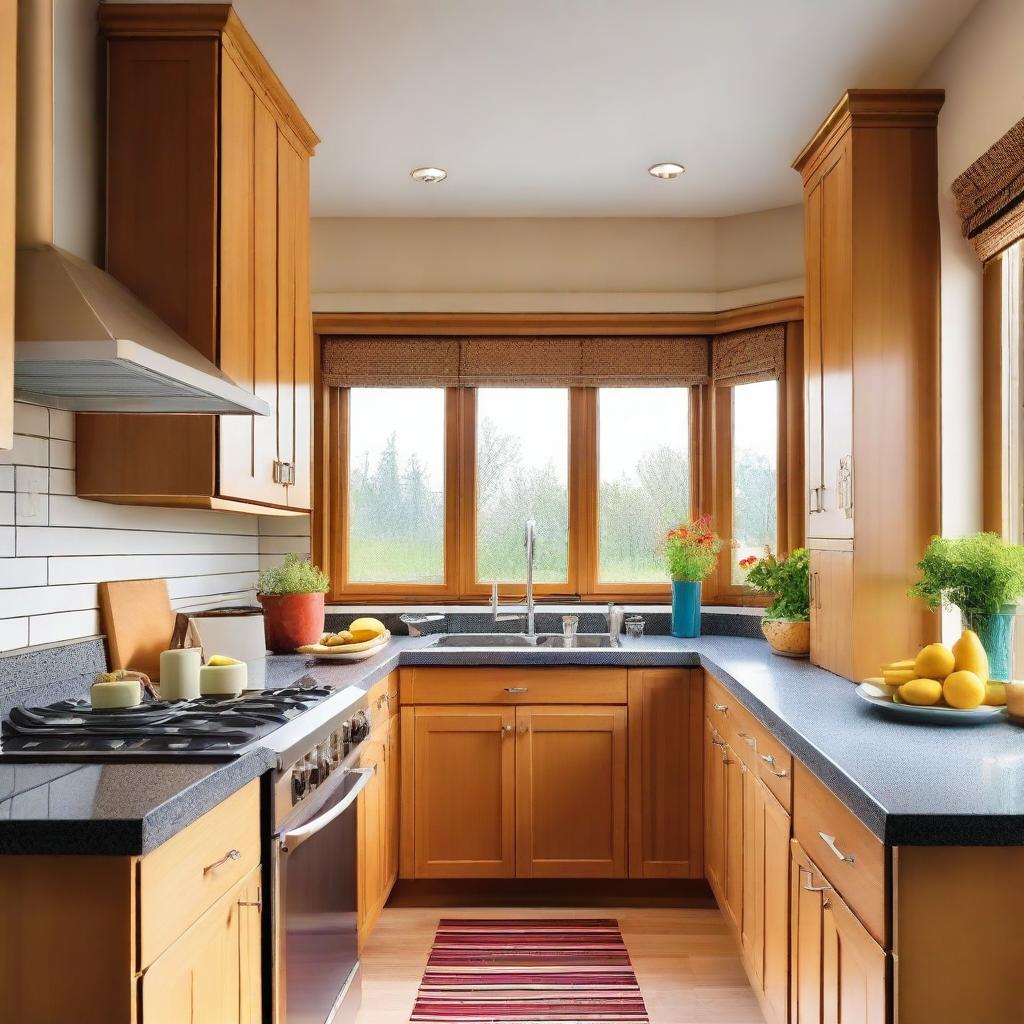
[321,336,710,387]
[952,116,1024,262]
[320,336,460,387]
[712,324,785,386]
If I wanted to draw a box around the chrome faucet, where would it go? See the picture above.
[524,518,536,637]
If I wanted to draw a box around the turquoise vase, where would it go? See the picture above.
[671,580,702,638]
[966,606,1016,682]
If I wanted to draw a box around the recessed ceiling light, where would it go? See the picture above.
[410,166,447,183]
[648,162,685,180]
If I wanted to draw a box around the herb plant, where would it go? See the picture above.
[664,515,723,582]
[740,548,810,621]
[909,533,1024,628]
[257,554,330,596]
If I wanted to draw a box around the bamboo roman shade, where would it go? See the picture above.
[711,324,785,386]
[320,335,711,387]
[952,115,1024,261]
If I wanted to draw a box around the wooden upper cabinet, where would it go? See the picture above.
[794,90,943,679]
[516,705,627,879]
[0,0,15,452]
[627,669,703,879]
[77,6,318,515]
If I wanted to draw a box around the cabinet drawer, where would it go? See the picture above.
[793,764,886,946]
[401,667,627,705]
[755,732,792,812]
[704,674,745,742]
[368,671,400,718]
[139,780,260,968]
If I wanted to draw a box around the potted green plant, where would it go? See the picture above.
[909,533,1024,681]
[740,548,810,657]
[664,515,723,638]
[256,554,330,654]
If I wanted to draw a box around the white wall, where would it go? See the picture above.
[310,207,804,313]
[917,0,1024,546]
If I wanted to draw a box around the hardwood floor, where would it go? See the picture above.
[356,906,765,1024]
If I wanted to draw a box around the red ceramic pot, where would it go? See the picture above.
[257,592,325,653]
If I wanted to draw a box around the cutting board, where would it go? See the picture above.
[99,579,177,681]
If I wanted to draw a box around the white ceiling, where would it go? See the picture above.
[228,0,980,218]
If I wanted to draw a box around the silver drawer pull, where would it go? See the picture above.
[723,758,736,765]
[505,687,529,694]
[713,702,728,713]
[238,888,263,912]
[711,736,726,748]
[204,848,241,875]
[738,731,757,748]
[800,867,832,894]
[760,753,789,778]
[819,831,855,864]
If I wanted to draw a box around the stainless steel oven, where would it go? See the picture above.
[274,761,374,1024]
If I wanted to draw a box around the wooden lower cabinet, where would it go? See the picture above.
[628,669,703,878]
[141,865,262,1024]
[411,706,517,878]
[516,705,627,878]
[723,746,745,933]
[791,839,885,1024]
[704,720,728,899]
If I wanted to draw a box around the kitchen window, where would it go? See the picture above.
[320,317,801,604]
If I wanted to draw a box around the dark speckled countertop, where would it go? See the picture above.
[3,634,1024,855]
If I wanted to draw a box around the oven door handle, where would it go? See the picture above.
[278,766,375,854]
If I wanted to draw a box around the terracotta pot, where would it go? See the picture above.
[761,618,810,658]
[257,592,325,653]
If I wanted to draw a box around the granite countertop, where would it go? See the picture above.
[3,634,1024,855]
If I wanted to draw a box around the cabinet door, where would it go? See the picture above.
[805,178,824,527]
[740,763,764,983]
[822,889,886,1024]
[219,59,285,506]
[791,841,825,1024]
[809,548,854,678]
[384,714,401,894]
[627,668,703,878]
[704,720,728,901]
[357,734,385,939]
[289,148,313,509]
[413,707,516,878]
[141,864,262,1024]
[277,132,298,495]
[815,140,854,541]
[761,781,791,1024]
[516,705,627,878]
[722,745,745,934]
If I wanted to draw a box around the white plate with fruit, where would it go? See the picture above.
[856,630,1006,723]
[297,618,391,661]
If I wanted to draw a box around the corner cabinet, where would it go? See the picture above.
[795,90,943,679]
[76,6,318,515]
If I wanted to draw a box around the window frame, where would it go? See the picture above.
[314,307,802,606]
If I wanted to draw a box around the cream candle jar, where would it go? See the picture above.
[159,648,202,701]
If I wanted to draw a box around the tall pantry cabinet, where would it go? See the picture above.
[76,6,317,513]
[794,90,943,681]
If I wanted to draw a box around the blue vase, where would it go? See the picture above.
[967,606,1016,682]
[671,580,702,638]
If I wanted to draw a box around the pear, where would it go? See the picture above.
[952,629,989,682]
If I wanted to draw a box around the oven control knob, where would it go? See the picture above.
[292,758,314,802]
[315,740,332,783]
[330,729,346,764]
[351,710,369,742]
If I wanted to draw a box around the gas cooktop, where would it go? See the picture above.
[0,684,338,758]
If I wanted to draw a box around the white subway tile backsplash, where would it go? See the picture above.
[0,403,266,653]
[258,513,312,537]
[0,617,29,653]
[48,409,74,441]
[48,439,75,470]
[0,558,48,588]
[0,434,49,467]
[13,403,49,438]
[29,609,101,647]
[257,535,311,556]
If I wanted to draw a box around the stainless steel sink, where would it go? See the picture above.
[429,633,614,649]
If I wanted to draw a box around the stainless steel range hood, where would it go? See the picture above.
[12,0,269,416]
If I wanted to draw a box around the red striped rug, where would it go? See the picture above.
[411,918,650,1023]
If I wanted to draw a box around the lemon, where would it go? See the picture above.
[884,659,916,672]
[207,654,240,666]
[943,670,985,710]
[899,678,943,706]
[883,667,916,686]
[984,681,1007,707]
[348,617,386,642]
[914,643,955,681]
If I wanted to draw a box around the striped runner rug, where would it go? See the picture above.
[411,918,650,1023]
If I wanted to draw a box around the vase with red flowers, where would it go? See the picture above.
[664,515,723,638]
